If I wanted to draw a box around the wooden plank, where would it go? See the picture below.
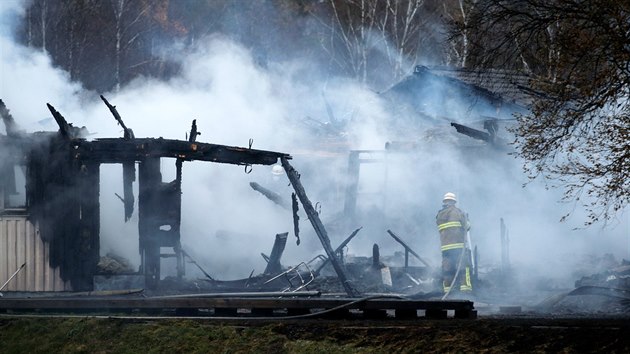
[16,219,25,290]
[425,309,448,319]
[7,219,16,291]
[0,297,474,312]
[0,218,7,283]
[25,220,34,291]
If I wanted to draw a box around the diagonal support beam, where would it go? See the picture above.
[280,157,358,297]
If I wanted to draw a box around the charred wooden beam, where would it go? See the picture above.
[74,138,289,165]
[280,157,358,297]
[188,119,200,143]
[249,182,289,209]
[450,122,491,143]
[100,95,136,220]
[181,249,214,281]
[100,95,134,139]
[386,230,432,268]
[100,96,137,220]
[291,193,300,245]
[315,227,362,276]
[46,104,88,139]
[122,162,136,221]
[0,99,21,137]
[46,103,71,139]
[24,132,100,290]
[372,243,380,268]
[263,232,288,275]
[138,157,184,288]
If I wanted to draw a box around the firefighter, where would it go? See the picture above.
[436,192,472,294]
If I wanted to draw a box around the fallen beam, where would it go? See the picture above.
[281,157,358,297]
[249,182,289,209]
[386,230,432,268]
[450,122,491,143]
[315,227,363,276]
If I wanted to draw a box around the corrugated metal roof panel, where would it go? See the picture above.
[0,216,71,291]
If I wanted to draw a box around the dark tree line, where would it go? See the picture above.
[16,0,469,91]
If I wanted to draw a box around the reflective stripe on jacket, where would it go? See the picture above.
[438,221,462,231]
[441,242,465,251]
[436,204,468,247]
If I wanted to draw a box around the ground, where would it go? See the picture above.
[1,315,629,353]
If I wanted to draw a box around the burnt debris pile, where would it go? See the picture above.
[2,97,438,297]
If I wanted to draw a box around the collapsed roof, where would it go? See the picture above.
[380,65,531,128]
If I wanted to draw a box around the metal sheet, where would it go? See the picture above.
[0,216,71,291]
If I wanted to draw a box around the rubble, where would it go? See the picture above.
[1,98,362,294]
[97,253,135,274]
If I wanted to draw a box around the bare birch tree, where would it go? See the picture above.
[379,0,425,77]
[109,0,154,91]
[442,0,477,67]
[310,0,429,88]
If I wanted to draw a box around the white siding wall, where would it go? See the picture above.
[0,216,71,291]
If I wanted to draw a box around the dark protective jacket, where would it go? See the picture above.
[435,204,469,251]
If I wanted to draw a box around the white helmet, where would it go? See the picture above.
[271,164,284,176]
[443,192,457,202]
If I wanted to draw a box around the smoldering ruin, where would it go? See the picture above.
[1,82,629,317]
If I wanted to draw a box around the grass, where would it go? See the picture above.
[2,315,629,353]
[0,317,378,354]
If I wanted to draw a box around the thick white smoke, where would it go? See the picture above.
[1,0,628,295]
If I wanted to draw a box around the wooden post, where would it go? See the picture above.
[264,233,288,274]
[343,151,360,219]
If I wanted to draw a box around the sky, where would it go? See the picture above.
[0,0,628,293]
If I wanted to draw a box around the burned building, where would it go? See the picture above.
[0,98,359,295]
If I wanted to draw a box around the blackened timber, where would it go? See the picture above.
[291,193,300,245]
[249,182,289,209]
[386,230,431,268]
[100,95,134,139]
[181,249,214,280]
[315,227,362,275]
[263,233,288,274]
[280,157,358,297]
[76,161,100,290]
[46,104,88,139]
[138,157,183,288]
[0,99,21,136]
[122,162,135,221]
[100,96,136,220]
[46,103,72,139]
[450,122,491,143]
[0,297,475,316]
[75,138,289,165]
[100,95,133,139]
[26,133,99,290]
[188,119,200,142]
